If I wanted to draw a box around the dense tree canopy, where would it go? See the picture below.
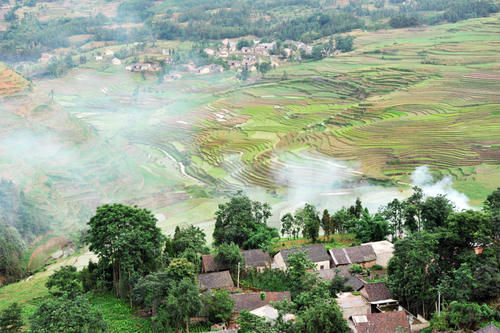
[86,203,165,298]
[213,192,277,249]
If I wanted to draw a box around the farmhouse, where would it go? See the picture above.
[196,270,234,290]
[352,310,411,333]
[273,244,330,271]
[360,282,398,313]
[337,292,371,320]
[125,63,161,72]
[201,254,228,273]
[362,240,394,267]
[111,58,121,65]
[329,244,377,269]
[230,291,291,313]
[241,249,271,272]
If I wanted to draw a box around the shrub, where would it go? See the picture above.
[349,264,363,274]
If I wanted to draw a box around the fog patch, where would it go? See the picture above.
[411,165,470,210]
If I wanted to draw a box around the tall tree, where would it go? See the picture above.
[286,251,318,298]
[214,242,244,272]
[296,204,320,242]
[133,272,172,316]
[202,290,234,325]
[86,203,165,299]
[280,213,295,238]
[213,192,276,249]
[381,198,404,239]
[421,195,454,231]
[46,265,82,298]
[320,209,333,240]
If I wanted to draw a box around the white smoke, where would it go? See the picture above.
[411,165,470,210]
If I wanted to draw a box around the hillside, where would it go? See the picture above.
[0,63,30,97]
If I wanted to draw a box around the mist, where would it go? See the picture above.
[411,165,470,210]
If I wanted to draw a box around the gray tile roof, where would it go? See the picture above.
[345,276,365,291]
[279,244,330,263]
[362,282,393,302]
[201,254,228,273]
[242,249,271,268]
[476,324,500,333]
[230,291,291,313]
[329,245,376,266]
[196,271,234,290]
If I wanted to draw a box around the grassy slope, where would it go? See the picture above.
[0,63,30,97]
[190,15,500,204]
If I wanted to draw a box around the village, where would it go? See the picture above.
[196,240,431,333]
[59,37,340,81]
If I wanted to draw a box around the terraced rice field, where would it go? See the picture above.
[188,15,500,204]
[0,63,30,97]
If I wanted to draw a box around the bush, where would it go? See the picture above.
[349,264,363,274]
[371,264,383,271]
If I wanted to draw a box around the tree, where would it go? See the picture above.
[237,40,251,50]
[329,271,350,297]
[46,265,82,298]
[165,257,196,281]
[446,301,497,331]
[238,310,277,333]
[286,251,317,298]
[320,209,333,240]
[202,290,234,324]
[280,213,295,238]
[29,296,107,333]
[438,263,476,302]
[403,186,424,232]
[335,36,354,52]
[296,204,320,242]
[387,232,440,317]
[421,195,454,231]
[86,203,165,298]
[295,299,349,333]
[484,187,500,240]
[0,303,23,333]
[381,198,404,239]
[133,272,172,316]
[213,192,275,250]
[156,278,202,333]
[257,62,271,77]
[172,225,208,256]
[354,211,390,243]
[331,208,352,233]
[214,242,244,272]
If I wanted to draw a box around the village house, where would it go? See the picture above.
[105,49,114,57]
[337,292,371,320]
[125,63,161,72]
[352,310,411,333]
[201,254,228,273]
[241,249,271,272]
[95,55,103,61]
[315,267,366,291]
[362,240,394,267]
[273,244,330,271]
[111,58,121,65]
[329,244,377,269]
[359,282,398,312]
[196,270,234,290]
[230,291,291,314]
[197,64,224,75]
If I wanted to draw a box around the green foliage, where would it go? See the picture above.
[202,290,234,324]
[237,40,252,50]
[371,264,383,271]
[320,209,334,240]
[296,204,320,242]
[0,223,24,284]
[387,232,440,317]
[389,15,421,28]
[46,265,82,298]
[213,192,277,250]
[257,62,271,76]
[335,36,355,52]
[0,302,23,333]
[329,271,350,297]
[281,213,295,238]
[165,257,196,281]
[29,295,107,333]
[445,301,498,331]
[295,299,349,333]
[349,264,363,274]
[214,242,244,272]
[132,272,171,315]
[86,203,165,298]
[241,268,291,292]
[155,278,202,332]
[286,251,318,298]
[171,225,208,257]
[421,195,454,231]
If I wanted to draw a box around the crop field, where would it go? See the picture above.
[188,15,500,205]
[0,63,30,97]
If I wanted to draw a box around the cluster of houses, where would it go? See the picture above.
[196,240,431,332]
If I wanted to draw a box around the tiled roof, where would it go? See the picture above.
[242,249,271,268]
[316,267,351,282]
[329,245,376,266]
[353,311,410,333]
[230,291,291,313]
[476,324,500,333]
[201,254,228,273]
[345,276,365,291]
[279,244,330,263]
[362,282,393,302]
[196,271,234,290]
